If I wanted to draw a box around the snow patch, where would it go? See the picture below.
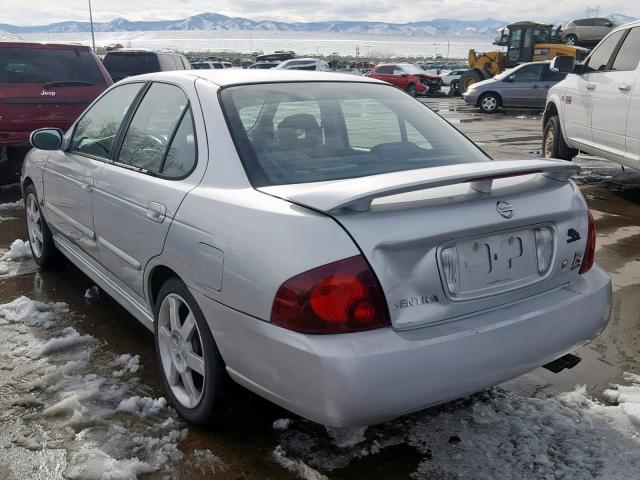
[0,295,186,478]
[0,296,67,328]
[273,418,292,431]
[0,200,23,211]
[0,239,31,261]
[325,426,367,448]
[112,353,141,377]
[276,380,640,479]
[116,396,167,417]
[35,326,94,357]
[273,445,329,480]
[85,286,100,299]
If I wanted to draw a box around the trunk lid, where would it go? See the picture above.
[261,160,589,330]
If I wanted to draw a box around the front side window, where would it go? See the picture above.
[375,66,393,74]
[220,82,489,187]
[611,28,640,72]
[70,83,143,159]
[510,64,543,82]
[584,30,626,72]
[117,83,189,174]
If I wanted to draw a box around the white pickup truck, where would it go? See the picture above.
[542,20,640,170]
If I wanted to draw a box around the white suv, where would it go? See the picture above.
[542,21,640,169]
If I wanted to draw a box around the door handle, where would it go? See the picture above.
[586,84,596,91]
[619,84,632,92]
[544,84,551,89]
[80,176,94,192]
[146,202,166,223]
[532,84,539,89]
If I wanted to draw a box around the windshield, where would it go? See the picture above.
[103,53,160,77]
[399,64,424,74]
[220,82,489,187]
[0,47,105,84]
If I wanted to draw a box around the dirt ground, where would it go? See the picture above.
[1,96,639,480]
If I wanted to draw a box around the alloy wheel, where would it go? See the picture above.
[26,193,43,258]
[157,293,206,409]
[481,96,498,112]
[544,129,555,158]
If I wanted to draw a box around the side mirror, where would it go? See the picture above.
[505,75,515,82]
[550,55,576,74]
[30,128,64,151]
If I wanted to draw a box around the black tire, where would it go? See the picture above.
[564,34,578,46]
[154,276,229,425]
[406,83,416,97]
[542,115,578,160]
[459,69,485,94]
[478,92,501,114]
[24,183,61,268]
[449,80,459,96]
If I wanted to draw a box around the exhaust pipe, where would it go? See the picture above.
[542,353,581,374]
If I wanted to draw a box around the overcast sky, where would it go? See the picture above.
[4,0,640,26]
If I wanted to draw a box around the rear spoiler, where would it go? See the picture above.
[259,159,580,213]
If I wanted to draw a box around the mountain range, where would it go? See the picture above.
[0,12,637,38]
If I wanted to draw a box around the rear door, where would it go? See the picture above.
[93,81,206,301]
[43,82,144,260]
[0,44,110,143]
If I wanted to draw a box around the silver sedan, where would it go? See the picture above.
[22,70,611,427]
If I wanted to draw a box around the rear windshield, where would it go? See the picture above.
[0,47,105,84]
[103,53,160,77]
[220,82,489,187]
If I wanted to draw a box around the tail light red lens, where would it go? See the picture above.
[580,211,596,274]
[271,255,390,334]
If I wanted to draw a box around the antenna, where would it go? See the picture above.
[88,0,96,52]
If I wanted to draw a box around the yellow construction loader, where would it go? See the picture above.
[459,22,590,93]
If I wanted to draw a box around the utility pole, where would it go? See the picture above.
[88,0,96,52]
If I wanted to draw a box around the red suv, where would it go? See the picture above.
[0,42,112,156]
[367,63,442,96]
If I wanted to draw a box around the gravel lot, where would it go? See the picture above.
[1,96,639,480]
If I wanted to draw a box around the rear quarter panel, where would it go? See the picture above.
[147,79,360,321]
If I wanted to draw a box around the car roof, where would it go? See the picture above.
[0,41,91,51]
[124,69,385,88]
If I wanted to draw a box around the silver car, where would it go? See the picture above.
[562,17,618,46]
[22,70,611,427]
[463,61,568,113]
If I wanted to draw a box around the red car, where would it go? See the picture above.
[0,42,112,158]
[367,63,442,96]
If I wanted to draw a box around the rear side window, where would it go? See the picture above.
[0,47,105,84]
[220,82,489,187]
[611,28,640,72]
[71,83,143,159]
[117,83,191,175]
[162,109,197,178]
[103,53,160,77]
[584,30,626,72]
[374,66,393,74]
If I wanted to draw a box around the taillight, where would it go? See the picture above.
[534,226,554,275]
[271,255,390,334]
[580,211,596,274]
